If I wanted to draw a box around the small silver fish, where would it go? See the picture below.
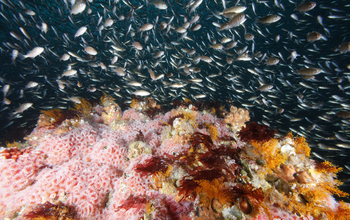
[295,2,316,12]
[258,84,274,91]
[13,103,33,115]
[22,47,44,59]
[84,46,97,55]
[258,15,281,24]
[133,90,151,96]
[25,81,39,89]
[74,26,87,38]
[71,2,86,15]
[62,69,77,77]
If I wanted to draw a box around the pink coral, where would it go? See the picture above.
[122,108,147,121]
[158,139,191,157]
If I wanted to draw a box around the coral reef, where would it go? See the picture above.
[0,97,349,220]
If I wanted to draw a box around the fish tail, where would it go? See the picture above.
[253,17,259,24]
[18,53,26,60]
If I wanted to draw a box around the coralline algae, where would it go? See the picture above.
[0,95,349,220]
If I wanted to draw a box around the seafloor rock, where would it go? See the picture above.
[0,96,349,220]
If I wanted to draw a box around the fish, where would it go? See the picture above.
[12,103,33,116]
[132,42,143,50]
[336,112,350,118]
[257,15,281,24]
[84,46,98,55]
[60,53,70,61]
[25,81,39,89]
[297,68,323,76]
[153,51,165,59]
[193,94,206,99]
[71,1,86,15]
[170,83,187,88]
[295,2,316,12]
[220,6,247,15]
[113,67,126,76]
[133,90,151,96]
[128,81,143,87]
[258,84,274,92]
[153,1,168,10]
[336,143,350,149]
[307,32,322,42]
[245,33,254,41]
[2,84,10,97]
[68,97,82,104]
[235,53,251,61]
[62,69,77,77]
[19,27,31,40]
[40,22,49,33]
[3,97,11,105]
[20,47,44,59]
[226,13,246,29]
[104,18,114,27]
[264,57,280,66]
[189,0,203,14]
[139,23,154,31]
[287,51,299,63]
[74,26,87,38]
[339,42,350,54]
[11,49,19,65]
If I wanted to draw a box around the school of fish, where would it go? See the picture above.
[0,0,350,194]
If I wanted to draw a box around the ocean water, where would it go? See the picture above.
[0,0,349,201]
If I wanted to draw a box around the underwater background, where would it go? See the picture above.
[0,0,349,202]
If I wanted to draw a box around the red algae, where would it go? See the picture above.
[117,195,148,210]
[134,156,169,175]
[238,121,277,142]
[0,96,349,220]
